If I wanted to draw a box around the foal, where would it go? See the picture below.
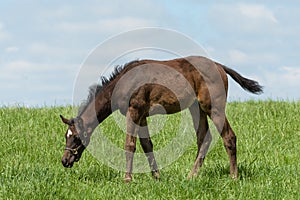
[60,56,263,182]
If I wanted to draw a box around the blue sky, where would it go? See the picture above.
[0,1,299,106]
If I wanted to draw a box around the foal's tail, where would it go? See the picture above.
[217,63,263,94]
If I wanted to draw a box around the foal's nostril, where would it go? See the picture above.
[62,158,68,167]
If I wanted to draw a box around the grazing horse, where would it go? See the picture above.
[60,56,263,182]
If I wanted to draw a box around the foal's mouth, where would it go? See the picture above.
[62,155,80,168]
[63,162,74,168]
[62,159,73,168]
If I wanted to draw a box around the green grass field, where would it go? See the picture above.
[0,101,299,199]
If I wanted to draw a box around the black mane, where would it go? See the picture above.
[78,60,140,116]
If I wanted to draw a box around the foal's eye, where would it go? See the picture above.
[73,136,82,144]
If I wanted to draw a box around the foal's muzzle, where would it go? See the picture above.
[62,157,74,168]
[62,146,83,168]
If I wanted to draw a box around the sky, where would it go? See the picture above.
[0,1,299,106]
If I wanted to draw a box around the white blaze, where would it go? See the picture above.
[67,129,73,138]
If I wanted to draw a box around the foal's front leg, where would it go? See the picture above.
[124,110,137,183]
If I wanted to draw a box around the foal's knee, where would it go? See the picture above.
[125,141,136,153]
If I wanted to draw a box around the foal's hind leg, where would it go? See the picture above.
[210,113,238,179]
[188,101,212,179]
[222,117,238,179]
[138,118,160,179]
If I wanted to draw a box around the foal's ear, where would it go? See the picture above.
[60,115,72,125]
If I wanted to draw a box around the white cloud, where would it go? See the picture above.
[228,49,248,64]
[42,2,163,35]
[28,43,71,57]
[0,60,77,83]
[57,17,156,34]
[237,3,278,23]
[0,59,77,106]
[4,60,46,72]
[210,3,278,33]
[281,66,300,86]
[259,66,300,100]
[211,48,279,68]
[5,46,19,53]
[41,5,75,19]
[0,22,10,41]
[0,62,74,106]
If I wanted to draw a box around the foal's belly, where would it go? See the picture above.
[149,103,182,115]
[149,95,195,115]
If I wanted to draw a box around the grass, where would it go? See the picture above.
[0,101,299,199]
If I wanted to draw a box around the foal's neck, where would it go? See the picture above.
[80,83,114,133]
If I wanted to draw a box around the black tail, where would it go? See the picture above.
[217,63,263,94]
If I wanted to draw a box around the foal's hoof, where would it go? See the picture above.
[187,170,198,180]
[187,173,195,180]
[124,173,132,183]
[231,173,238,180]
[152,170,160,180]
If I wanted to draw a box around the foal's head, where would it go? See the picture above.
[60,115,90,168]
